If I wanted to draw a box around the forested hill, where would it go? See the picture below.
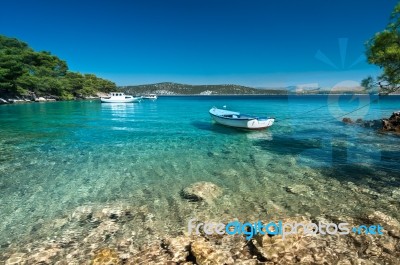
[121,82,288,95]
[0,35,116,100]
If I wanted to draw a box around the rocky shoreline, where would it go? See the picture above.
[382,112,400,133]
[0,95,99,105]
[3,207,400,265]
[343,111,400,134]
[0,90,103,105]
[2,181,400,265]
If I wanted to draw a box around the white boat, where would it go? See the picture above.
[141,94,157,100]
[209,107,274,130]
[100,92,141,103]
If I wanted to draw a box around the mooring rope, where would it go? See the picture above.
[275,93,392,123]
[274,104,328,122]
[321,97,381,123]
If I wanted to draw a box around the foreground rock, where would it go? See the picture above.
[92,248,120,265]
[2,205,400,264]
[342,117,353,124]
[382,111,400,133]
[181,181,222,203]
[368,211,400,238]
[343,112,400,134]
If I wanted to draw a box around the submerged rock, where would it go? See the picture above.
[161,236,192,263]
[128,242,172,264]
[100,206,131,221]
[191,238,235,265]
[92,248,120,265]
[342,117,382,129]
[27,248,61,264]
[181,181,222,203]
[391,188,400,201]
[367,211,400,238]
[71,206,93,221]
[5,253,25,265]
[2,201,400,264]
[342,117,353,124]
[358,119,382,129]
[284,184,312,195]
[251,215,400,264]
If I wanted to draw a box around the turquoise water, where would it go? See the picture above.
[0,95,400,252]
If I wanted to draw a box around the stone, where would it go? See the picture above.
[92,248,120,265]
[128,242,171,264]
[367,211,400,238]
[71,205,93,221]
[0,98,9,104]
[284,184,312,195]
[35,97,47,102]
[359,119,382,129]
[342,117,353,124]
[100,206,130,221]
[382,112,400,133]
[83,220,120,244]
[391,188,400,200]
[28,248,60,264]
[377,237,397,254]
[181,182,222,203]
[161,236,192,263]
[5,253,25,265]
[3,199,400,265]
[365,243,382,256]
[52,218,68,229]
[191,238,235,265]
[343,117,382,129]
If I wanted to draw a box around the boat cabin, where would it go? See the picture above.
[110,92,125,97]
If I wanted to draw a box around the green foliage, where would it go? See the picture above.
[361,76,375,90]
[0,35,116,99]
[365,3,400,93]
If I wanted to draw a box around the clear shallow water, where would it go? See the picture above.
[0,95,400,250]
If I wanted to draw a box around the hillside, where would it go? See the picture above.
[120,82,288,95]
[0,35,116,101]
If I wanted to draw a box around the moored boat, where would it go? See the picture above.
[100,92,141,103]
[141,94,157,100]
[209,107,274,130]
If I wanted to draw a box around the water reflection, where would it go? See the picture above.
[100,103,139,120]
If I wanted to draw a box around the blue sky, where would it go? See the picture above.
[0,0,398,87]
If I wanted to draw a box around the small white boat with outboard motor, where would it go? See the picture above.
[141,94,158,100]
[100,92,141,103]
[209,107,275,130]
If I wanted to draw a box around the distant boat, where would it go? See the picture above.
[209,107,274,130]
[100,92,141,103]
[141,94,158,100]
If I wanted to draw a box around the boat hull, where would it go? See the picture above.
[209,108,274,130]
[141,95,157,100]
[100,97,141,103]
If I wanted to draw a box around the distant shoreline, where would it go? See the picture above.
[2,93,400,106]
[156,93,383,96]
